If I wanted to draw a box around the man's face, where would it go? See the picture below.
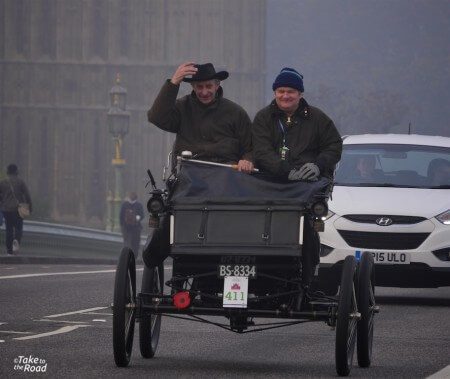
[191,80,220,105]
[357,157,376,177]
[274,87,302,113]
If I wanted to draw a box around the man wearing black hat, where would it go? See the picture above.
[252,68,342,287]
[148,62,254,173]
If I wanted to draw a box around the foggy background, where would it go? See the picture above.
[267,0,450,137]
[0,0,449,228]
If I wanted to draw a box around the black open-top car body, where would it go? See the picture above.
[112,159,378,376]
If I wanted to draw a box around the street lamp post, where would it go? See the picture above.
[106,73,130,232]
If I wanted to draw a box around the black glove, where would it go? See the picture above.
[288,163,320,181]
[298,163,320,180]
[288,168,302,181]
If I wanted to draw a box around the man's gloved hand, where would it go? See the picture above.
[288,168,303,181]
[288,163,320,181]
[297,163,320,180]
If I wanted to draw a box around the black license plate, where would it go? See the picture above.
[218,264,257,278]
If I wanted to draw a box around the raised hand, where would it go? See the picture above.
[171,62,198,85]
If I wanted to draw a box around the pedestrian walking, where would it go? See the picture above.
[119,192,144,259]
[0,164,32,255]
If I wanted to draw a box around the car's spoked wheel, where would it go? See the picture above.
[139,264,164,358]
[357,252,376,367]
[113,248,136,367]
[335,255,358,377]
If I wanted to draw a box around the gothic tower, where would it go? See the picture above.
[0,0,266,227]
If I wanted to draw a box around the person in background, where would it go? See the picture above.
[354,155,385,181]
[0,164,32,255]
[119,192,145,260]
[148,62,254,173]
[428,158,450,186]
[252,67,342,288]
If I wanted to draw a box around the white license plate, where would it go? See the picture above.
[218,264,257,278]
[223,276,248,308]
[366,251,411,264]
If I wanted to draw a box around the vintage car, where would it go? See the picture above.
[112,157,378,376]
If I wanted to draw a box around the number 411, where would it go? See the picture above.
[224,291,244,301]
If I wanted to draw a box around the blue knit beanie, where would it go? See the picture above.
[272,67,304,92]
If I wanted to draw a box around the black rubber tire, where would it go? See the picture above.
[113,247,136,367]
[139,264,164,358]
[335,255,358,377]
[357,252,376,367]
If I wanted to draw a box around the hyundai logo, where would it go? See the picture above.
[376,217,393,226]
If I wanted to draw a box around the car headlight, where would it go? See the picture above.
[436,209,450,225]
[147,196,165,215]
[321,210,335,221]
[312,201,328,218]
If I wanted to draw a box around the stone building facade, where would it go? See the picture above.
[0,0,266,228]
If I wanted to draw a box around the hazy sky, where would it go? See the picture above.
[267,0,450,136]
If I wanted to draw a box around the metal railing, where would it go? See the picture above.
[0,221,145,262]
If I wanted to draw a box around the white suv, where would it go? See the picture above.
[318,134,450,290]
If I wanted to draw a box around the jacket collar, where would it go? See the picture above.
[270,97,310,119]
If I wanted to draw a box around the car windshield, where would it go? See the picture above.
[334,143,450,188]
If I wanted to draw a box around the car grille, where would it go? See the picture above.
[343,215,427,224]
[337,230,430,250]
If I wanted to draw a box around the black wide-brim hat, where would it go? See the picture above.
[183,63,229,82]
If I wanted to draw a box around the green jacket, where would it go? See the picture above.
[252,98,343,179]
[147,80,252,163]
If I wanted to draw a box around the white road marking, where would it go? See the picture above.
[0,267,144,280]
[0,322,6,325]
[45,306,108,318]
[13,325,89,341]
[0,340,4,343]
[92,319,106,322]
[0,330,33,335]
[427,365,450,379]
[0,269,116,280]
[35,319,90,325]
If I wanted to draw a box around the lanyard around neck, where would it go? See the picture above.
[278,119,288,145]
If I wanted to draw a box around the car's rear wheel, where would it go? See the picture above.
[113,248,136,367]
[357,252,376,367]
[139,264,164,358]
[335,255,358,376]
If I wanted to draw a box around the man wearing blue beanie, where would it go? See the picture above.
[253,67,342,180]
[272,67,305,93]
[252,67,342,287]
